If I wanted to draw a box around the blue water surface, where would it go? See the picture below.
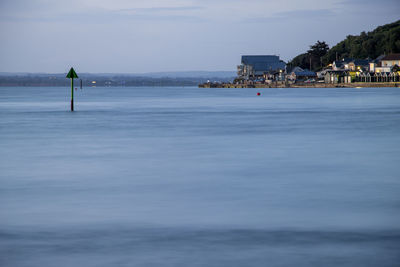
[1,86,400,266]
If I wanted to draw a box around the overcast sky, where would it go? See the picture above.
[0,0,399,73]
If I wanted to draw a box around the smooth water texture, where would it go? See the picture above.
[1,86,400,266]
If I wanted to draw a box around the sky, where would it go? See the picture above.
[0,0,399,73]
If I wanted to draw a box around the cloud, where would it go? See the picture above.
[244,8,335,23]
[336,0,400,14]
[113,5,206,22]
[0,0,206,24]
[0,13,204,24]
[334,0,400,17]
[0,4,205,24]
[118,6,204,13]
[338,0,399,5]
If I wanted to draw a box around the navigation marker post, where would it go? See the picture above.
[66,67,78,111]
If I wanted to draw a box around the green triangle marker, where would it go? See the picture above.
[66,67,79,111]
[66,67,78,79]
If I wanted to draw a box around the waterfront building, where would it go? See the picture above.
[324,70,352,84]
[325,54,400,84]
[369,55,385,73]
[348,59,370,71]
[373,54,400,73]
[381,54,400,68]
[288,67,317,82]
[237,55,286,80]
[332,58,354,70]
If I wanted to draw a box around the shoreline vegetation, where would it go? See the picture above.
[288,20,400,72]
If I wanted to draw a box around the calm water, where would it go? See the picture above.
[1,86,400,266]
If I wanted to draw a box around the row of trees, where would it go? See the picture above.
[288,20,400,72]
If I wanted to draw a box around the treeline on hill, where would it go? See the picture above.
[288,20,400,71]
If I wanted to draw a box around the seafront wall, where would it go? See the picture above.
[199,82,400,88]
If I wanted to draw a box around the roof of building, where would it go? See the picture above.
[341,58,354,64]
[242,55,280,64]
[382,54,400,61]
[334,58,355,66]
[374,55,386,63]
[293,70,316,77]
[241,55,286,73]
[333,61,344,68]
[289,66,304,73]
[325,70,350,74]
[350,59,370,66]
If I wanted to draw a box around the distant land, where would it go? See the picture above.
[0,71,236,87]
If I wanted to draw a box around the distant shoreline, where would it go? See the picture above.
[1,82,399,88]
[199,82,400,89]
[0,72,235,87]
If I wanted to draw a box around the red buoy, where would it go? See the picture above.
[257,92,261,96]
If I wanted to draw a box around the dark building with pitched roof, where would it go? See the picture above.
[237,55,286,80]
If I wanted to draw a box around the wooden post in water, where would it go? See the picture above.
[71,77,74,111]
[66,67,78,111]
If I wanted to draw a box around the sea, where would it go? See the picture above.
[1,86,400,266]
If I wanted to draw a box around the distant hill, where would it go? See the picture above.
[288,20,400,71]
[0,71,236,78]
[0,71,236,87]
[133,71,236,79]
